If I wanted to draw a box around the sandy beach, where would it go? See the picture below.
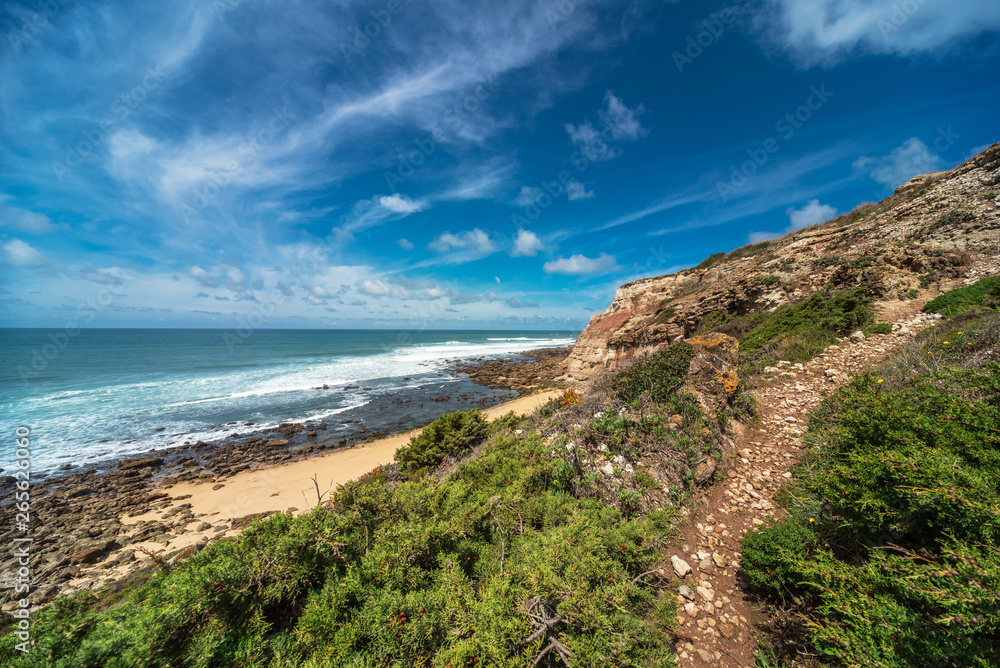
[118,390,562,555]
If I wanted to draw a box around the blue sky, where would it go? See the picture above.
[1,0,998,329]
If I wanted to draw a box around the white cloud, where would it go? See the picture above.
[565,122,617,162]
[3,239,43,266]
[338,194,429,237]
[787,199,838,229]
[853,137,945,189]
[379,194,426,214]
[566,180,594,201]
[428,228,495,253]
[966,142,995,159]
[599,92,647,140]
[565,91,647,162]
[506,296,539,308]
[513,186,542,207]
[543,253,619,275]
[511,229,544,257]
[358,279,394,297]
[755,0,1000,65]
[1,207,56,234]
[397,238,415,250]
[189,265,218,287]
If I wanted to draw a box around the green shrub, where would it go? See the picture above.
[851,255,875,269]
[923,276,1000,316]
[741,518,817,597]
[696,309,735,334]
[731,392,758,422]
[394,409,489,474]
[694,252,726,270]
[755,274,780,287]
[726,240,774,261]
[647,305,676,327]
[869,322,892,334]
[738,289,874,371]
[614,344,696,404]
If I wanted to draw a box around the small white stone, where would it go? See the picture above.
[672,555,692,578]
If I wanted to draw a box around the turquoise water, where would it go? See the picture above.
[0,329,576,474]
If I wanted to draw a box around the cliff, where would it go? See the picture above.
[565,142,1000,378]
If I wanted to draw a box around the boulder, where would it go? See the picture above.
[117,457,163,471]
[679,333,740,418]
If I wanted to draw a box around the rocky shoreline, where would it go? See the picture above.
[448,345,572,392]
[0,348,577,616]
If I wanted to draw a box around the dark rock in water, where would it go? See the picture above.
[0,476,16,488]
[117,457,164,471]
[65,485,93,498]
[154,427,166,432]
[322,384,329,389]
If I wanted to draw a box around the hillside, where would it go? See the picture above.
[565,142,1000,378]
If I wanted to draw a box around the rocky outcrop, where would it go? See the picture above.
[565,141,1000,378]
[680,333,740,418]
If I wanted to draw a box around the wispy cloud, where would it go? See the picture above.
[544,253,620,275]
[853,137,945,189]
[754,0,1000,66]
[565,91,648,162]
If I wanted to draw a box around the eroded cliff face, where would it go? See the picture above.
[565,141,1000,379]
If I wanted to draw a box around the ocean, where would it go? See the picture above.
[0,328,577,475]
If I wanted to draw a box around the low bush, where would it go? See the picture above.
[394,409,490,475]
[735,289,873,376]
[613,344,695,404]
[696,309,735,334]
[694,252,726,271]
[923,276,1000,316]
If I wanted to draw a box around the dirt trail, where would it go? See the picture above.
[669,296,942,667]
